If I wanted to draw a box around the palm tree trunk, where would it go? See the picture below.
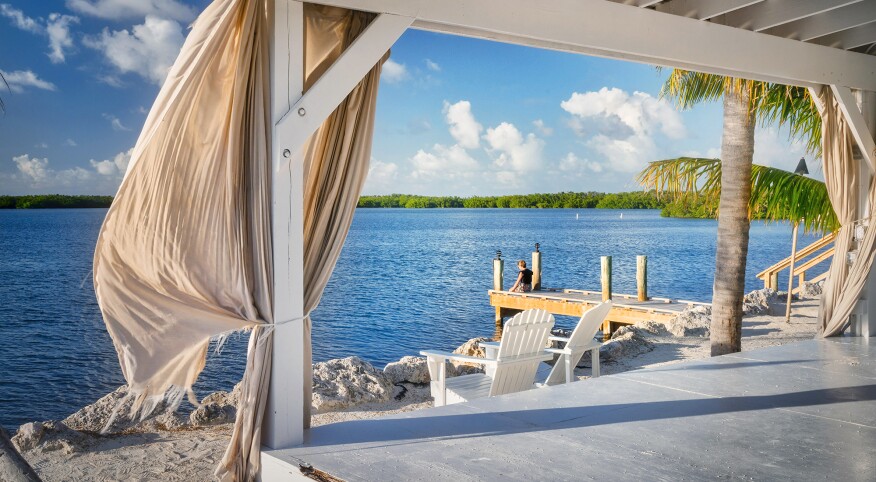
[711,87,755,356]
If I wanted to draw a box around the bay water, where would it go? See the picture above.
[0,208,824,429]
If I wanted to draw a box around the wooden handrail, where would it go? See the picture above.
[756,232,836,279]
[756,231,836,292]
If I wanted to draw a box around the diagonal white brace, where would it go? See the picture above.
[274,12,413,150]
[831,85,876,173]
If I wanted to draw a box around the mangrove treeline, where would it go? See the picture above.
[0,195,113,209]
[357,191,667,209]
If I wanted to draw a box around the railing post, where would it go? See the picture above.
[636,255,648,301]
[601,256,612,302]
[493,250,504,292]
[531,243,542,291]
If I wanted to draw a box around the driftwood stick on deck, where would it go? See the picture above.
[0,426,41,482]
[601,256,612,301]
[637,255,648,301]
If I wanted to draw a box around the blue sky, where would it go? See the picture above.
[0,0,816,196]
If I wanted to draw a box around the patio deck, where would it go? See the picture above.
[263,338,876,481]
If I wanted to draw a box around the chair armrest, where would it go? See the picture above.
[419,350,498,366]
[548,336,570,344]
[479,341,500,348]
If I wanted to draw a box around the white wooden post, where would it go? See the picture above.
[265,0,306,450]
[263,0,413,453]
[853,88,876,337]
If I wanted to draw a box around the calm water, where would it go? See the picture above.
[0,208,824,429]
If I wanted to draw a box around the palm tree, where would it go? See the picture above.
[660,71,821,356]
[0,71,7,113]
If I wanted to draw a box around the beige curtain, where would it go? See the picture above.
[300,4,382,429]
[94,1,384,480]
[815,87,876,336]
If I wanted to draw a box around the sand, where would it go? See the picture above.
[17,297,820,482]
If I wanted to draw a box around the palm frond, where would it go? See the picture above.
[0,71,7,114]
[660,69,822,156]
[638,157,838,234]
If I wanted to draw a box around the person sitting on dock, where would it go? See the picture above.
[510,260,533,292]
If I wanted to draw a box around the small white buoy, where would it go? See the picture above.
[620,213,624,219]
[576,213,579,220]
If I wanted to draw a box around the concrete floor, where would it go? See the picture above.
[264,338,876,481]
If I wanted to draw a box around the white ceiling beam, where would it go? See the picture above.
[763,2,876,41]
[655,0,764,20]
[613,0,664,7]
[716,0,862,32]
[311,0,876,91]
[810,21,876,49]
[831,85,876,173]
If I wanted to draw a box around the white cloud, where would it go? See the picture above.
[102,113,130,131]
[0,70,57,93]
[560,152,603,173]
[561,87,686,172]
[65,139,78,147]
[753,126,818,176]
[411,143,480,178]
[425,59,441,72]
[532,119,553,136]
[46,13,79,63]
[4,150,130,194]
[484,122,545,172]
[35,142,49,149]
[443,100,482,149]
[89,148,132,176]
[0,6,79,63]
[66,0,196,22]
[381,59,408,84]
[0,4,41,33]
[84,15,185,85]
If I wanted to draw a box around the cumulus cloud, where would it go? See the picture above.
[411,143,480,179]
[102,113,130,131]
[65,138,78,147]
[84,15,185,85]
[561,87,686,172]
[66,0,196,22]
[0,5,79,63]
[89,148,132,176]
[754,126,818,175]
[443,100,482,149]
[532,119,553,136]
[4,150,130,194]
[0,4,40,33]
[0,70,57,93]
[381,58,408,84]
[559,152,603,173]
[46,13,79,63]
[484,122,545,172]
[425,59,441,72]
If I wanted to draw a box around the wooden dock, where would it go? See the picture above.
[490,288,710,340]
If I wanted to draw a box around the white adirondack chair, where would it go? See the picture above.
[542,301,612,385]
[420,309,555,407]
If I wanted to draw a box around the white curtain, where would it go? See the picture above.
[93,1,385,480]
[815,86,876,337]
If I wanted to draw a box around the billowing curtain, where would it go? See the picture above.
[815,86,876,336]
[93,0,385,480]
[300,4,382,429]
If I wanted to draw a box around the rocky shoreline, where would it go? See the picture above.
[6,285,822,480]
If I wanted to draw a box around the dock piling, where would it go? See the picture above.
[493,250,504,291]
[532,243,542,291]
[601,256,612,301]
[637,255,648,301]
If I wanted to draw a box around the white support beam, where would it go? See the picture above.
[274,13,412,152]
[810,21,876,50]
[832,85,876,173]
[763,2,876,41]
[614,0,664,7]
[311,0,876,91]
[715,0,861,32]
[265,0,306,451]
[655,0,764,20]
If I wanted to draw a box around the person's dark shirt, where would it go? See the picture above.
[520,268,533,284]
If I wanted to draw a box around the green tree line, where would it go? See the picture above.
[0,195,114,209]
[358,191,668,209]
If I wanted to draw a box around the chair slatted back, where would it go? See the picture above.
[490,309,554,397]
[567,301,612,349]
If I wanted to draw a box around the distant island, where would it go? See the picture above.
[358,191,666,209]
[0,192,715,219]
[0,195,113,209]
